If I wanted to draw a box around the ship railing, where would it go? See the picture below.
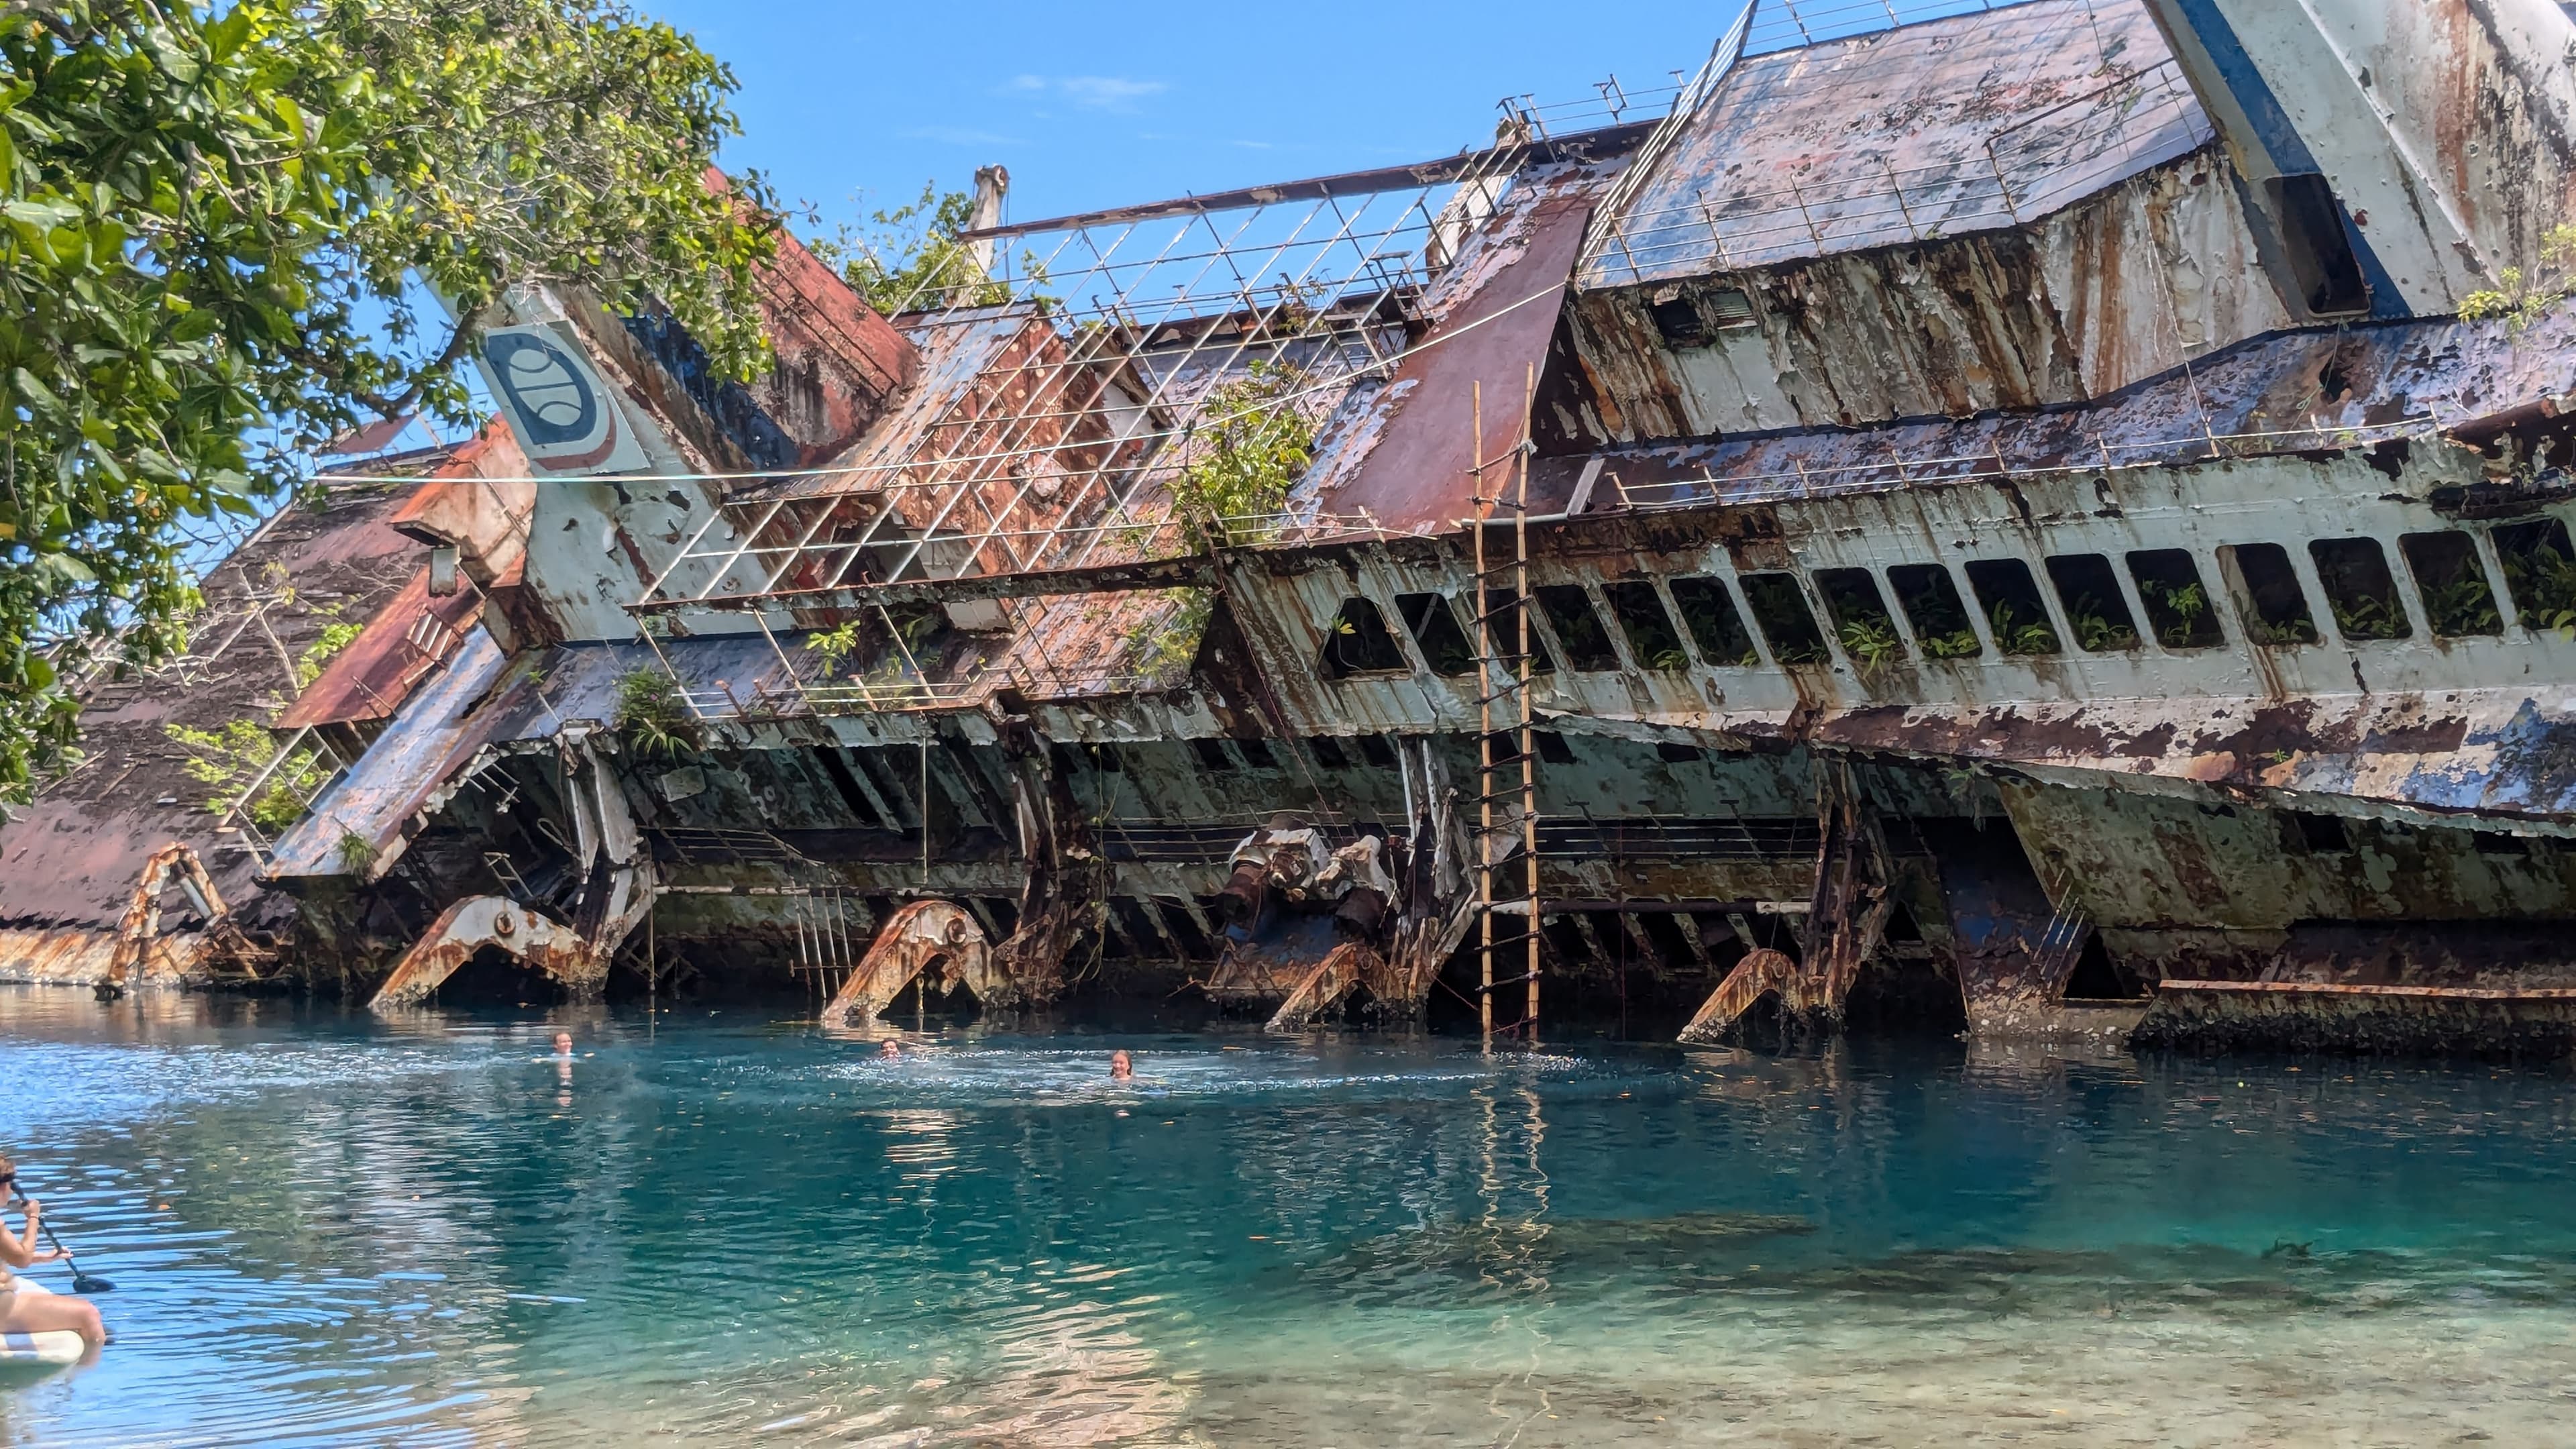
[1605,416,2440,513]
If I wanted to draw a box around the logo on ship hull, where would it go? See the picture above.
[481,326,635,472]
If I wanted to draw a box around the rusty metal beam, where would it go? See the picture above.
[626,554,1216,616]
[957,122,1658,241]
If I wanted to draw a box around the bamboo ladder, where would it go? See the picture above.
[1469,367,1544,1041]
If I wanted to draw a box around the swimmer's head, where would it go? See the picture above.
[879,1038,902,1060]
[1110,1049,1134,1080]
[551,1031,573,1056]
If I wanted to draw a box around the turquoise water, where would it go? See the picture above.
[4,989,2575,1446]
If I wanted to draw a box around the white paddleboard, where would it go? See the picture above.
[0,1280,90,1367]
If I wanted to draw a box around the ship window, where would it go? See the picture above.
[1656,741,1704,763]
[1606,582,1691,672]
[2044,553,2141,651]
[1192,739,1237,772]
[1739,573,1831,665]
[1964,559,2062,655]
[1668,576,1761,667]
[2473,829,2529,857]
[2127,549,2222,648]
[2267,173,2369,318]
[2283,810,2349,853]
[1161,900,1217,959]
[1357,734,1398,767]
[1319,596,1409,678]
[1235,739,1277,769]
[1396,592,1477,676]
[1309,736,1350,769]
[2223,543,2321,645]
[2309,538,2411,641]
[2400,532,2502,637]
[2491,517,2576,634]
[1648,294,1709,349]
[1534,585,1619,671]
[1707,287,1758,329]
[1813,568,1907,668]
[1483,589,1557,673]
[1888,564,1981,659]
[1533,730,1578,765]
[1091,743,1124,773]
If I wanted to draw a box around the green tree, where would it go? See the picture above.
[810,182,1009,317]
[0,0,777,803]
[1170,362,1314,551]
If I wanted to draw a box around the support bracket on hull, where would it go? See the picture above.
[820,899,1009,1030]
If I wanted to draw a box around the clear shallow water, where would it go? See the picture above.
[3,989,2575,1446]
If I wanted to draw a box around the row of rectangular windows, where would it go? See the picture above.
[1314,517,2576,680]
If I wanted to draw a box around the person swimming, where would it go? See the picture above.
[0,1159,105,1348]
[879,1038,902,1061]
[551,1031,574,1059]
[1110,1050,1134,1080]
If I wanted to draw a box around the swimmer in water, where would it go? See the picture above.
[879,1038,902,1061]
[1110,1049,1134,1080]
[551,1031,574,1059]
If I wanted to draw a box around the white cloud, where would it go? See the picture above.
[1004,74,1167,112]
[902,125,1024,147]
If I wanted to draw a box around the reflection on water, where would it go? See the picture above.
[2,985,2574,1445]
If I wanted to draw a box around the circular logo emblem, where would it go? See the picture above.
[484,331,602,448]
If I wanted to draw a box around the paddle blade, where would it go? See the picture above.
[70,1273,113,1294]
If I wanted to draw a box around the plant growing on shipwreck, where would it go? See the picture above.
[1837,615,1904,674]
[2459,223,2576,333]
[613,665,703,759]
[804,621,863,679]
[2063,595,2139,651]
[1891,571,1980,659]
[1124,588,1212,684]
[164,719,329,833]
[2135,576,2211,647]
[1170,363,1315,552]
[2328,591,2408,641]
[296,619,366,689]
[811,184,1019,316]
[1986,599,2060,655]
[2500,533,2576,638]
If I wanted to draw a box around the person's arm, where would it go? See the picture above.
[0,1205,36,1269]
[0,1201,64,1268]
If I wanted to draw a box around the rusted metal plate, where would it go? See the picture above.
[369,895,598,1010]
[0,475,439,933]
[276,566,486,730]
[821,900,1003,1028]
[1591,0,2202,284]
[2133,978,2576,1055]
[266,629,519,879]
[0,928,198,987]
[1544,309,2569,509]
[1307,168,1609,533]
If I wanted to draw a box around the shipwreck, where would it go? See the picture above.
[13,0,2576,1054]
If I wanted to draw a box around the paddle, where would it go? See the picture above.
[9,1191,113,1294]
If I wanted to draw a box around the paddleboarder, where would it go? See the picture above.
[0,1159,105,1347]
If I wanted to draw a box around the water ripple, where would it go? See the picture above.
[3,988,2574,1445]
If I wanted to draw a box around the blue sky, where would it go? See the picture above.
[640,0,1756,237]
